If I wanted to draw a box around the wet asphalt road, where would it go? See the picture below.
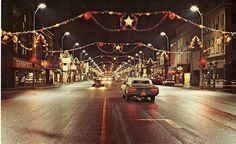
[1,81,236,144]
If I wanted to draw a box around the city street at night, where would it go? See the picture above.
[1,0,236,143]
[2,81,236,144]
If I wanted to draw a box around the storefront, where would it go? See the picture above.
[173,64,190,87]
[13,58,45,87]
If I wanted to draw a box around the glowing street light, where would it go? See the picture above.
[190,5,204,88]
[33,3,47,31]
[32,3,46,89]
[80,50,86,61]
[61,32,70,50]
[72,42,79,58]
[190,5,199,12]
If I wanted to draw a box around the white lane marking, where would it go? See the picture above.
[134,118,182,129]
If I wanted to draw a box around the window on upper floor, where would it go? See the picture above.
[211,39,215,54]
[208,40,211,56]
[232,12,236,25]
[216,37,220,53]
[216,15,220,29]
[221,13,225,29]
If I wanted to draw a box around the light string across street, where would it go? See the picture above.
[1,10,236,35]
[44,42,192,54]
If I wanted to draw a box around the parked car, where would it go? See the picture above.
[151,77,164,85]
[92,78,104,87]
[121,78,159,102]
[162,79,175,86]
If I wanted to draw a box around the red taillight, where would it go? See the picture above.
[150,88,158,92]
[129,87,137,92]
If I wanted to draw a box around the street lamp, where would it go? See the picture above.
[61,32,70,51]
[190,5,203,46]
[32,3,46,89]
[160,32,169,52]
[190,5,204,88]
[135,53,140,60]
[72,42,79,58]
[139,51,144,62]
[160,32,169,79]
[80,50,86,61]
[83,53,88,60]
[33,3,46,31]
[147,43,155,60]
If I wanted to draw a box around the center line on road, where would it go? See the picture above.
[99,96,108,144]
[133,118,182,129]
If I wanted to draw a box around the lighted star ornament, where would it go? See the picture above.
[124,16,134,27]
[115,44,123,51]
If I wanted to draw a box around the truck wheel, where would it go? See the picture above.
[150,96,155,102]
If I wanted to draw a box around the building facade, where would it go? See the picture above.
[203,2,236,88]
[170,23,200,86]
[1,1,62,88]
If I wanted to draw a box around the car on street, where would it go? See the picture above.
[121,77,159,102]
[162,79,175,86]
[92,78,104,87]
[151,77,164,85]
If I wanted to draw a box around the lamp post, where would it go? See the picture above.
[61,32,70,84]
[32,3,46,89]
[135,53,141,77]
[80,50,86,61]
[190,5,204,88]
[139,51,144,63]
[83,53,88,60]
[160,32,169,79]
[33,3,46,31]
[72,42,79,58]
[147,43,154,60]
[79,50,86,81]
[61,32,70,51]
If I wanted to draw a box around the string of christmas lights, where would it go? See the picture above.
[1,31,48,51]
[45,42,193,54]
[1,10,235,36]
[175,14,236,36]
[203,35,232,53]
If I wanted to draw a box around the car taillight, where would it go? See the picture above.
[150,88,158,92]
[129,87,136,92]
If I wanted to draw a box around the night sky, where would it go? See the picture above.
[35,0,225,64]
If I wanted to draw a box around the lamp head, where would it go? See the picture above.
[160,32,166,36]
[82,50,86,53]
[190,5,199,12]
[75,43,79,46]
[64,32,70,36]
[38,3,47,9]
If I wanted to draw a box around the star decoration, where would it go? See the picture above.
[115,45,122,51]
[124,16,134,27]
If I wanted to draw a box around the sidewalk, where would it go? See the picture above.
[1,84,62,92]
[1,81,90,92]
[175,84,236,94]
